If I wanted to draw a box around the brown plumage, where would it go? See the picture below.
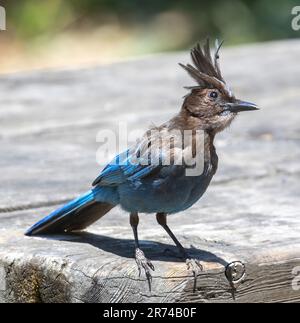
[179,39,230,95]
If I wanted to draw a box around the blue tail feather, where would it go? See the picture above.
[25,188,115,236]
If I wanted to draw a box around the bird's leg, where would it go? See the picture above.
[130,212,154,290]
[156,212,202,291]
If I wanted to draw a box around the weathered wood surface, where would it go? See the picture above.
[0,40,300,303]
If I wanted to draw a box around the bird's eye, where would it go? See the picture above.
[209,91,218,99]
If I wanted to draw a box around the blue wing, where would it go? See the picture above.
[92,149,158,186]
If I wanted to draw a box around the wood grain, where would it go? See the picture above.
[0,40,299,302]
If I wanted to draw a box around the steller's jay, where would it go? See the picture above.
[25,40,258,288]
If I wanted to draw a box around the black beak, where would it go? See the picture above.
[226,100,259,113]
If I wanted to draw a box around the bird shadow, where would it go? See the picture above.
[42,231,228,267]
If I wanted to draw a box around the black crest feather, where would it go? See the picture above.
[180,39,227,91]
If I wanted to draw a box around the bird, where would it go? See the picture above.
[25,39,258,289]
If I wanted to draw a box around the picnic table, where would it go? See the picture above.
[0,39,299,303]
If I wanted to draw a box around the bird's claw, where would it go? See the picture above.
[135,248,155,291]
[186,258,203,273]
[186,258,203,292]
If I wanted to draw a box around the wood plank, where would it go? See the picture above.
[0,40,299,302]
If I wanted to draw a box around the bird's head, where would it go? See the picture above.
[179,40,258,133]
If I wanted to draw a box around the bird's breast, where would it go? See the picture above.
[118,159,216,214]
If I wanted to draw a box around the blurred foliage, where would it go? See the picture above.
[3,0,299,44]
[0,0,299,72]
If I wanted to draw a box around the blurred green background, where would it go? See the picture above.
[0,0,299,73]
